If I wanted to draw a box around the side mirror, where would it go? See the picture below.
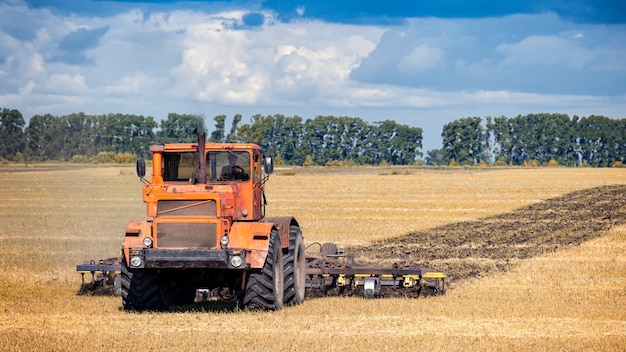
[136,159,146,178]
[264,154,274,174]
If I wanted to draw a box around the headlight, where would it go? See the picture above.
[230,255,243,268]
[130,256,143,268]
[220,235,229,247]
[142,237,153,247]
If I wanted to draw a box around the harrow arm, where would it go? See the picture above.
[76,258,122,296]
[304,243,446,298]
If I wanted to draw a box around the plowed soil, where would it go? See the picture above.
[350,184,626,287]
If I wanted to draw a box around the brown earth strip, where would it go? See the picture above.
[349,184,626,287]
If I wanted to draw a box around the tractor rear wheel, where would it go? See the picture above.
[239,229,284,310]
[120,259,168,311]
[283,225,306,305]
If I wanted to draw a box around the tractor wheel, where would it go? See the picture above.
[283,225,306,305]
[239,229,284,310]
[120,259,168,311]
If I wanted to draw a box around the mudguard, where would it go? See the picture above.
[262,216,299,250]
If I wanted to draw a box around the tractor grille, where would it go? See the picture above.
[156,223,217,248]
[157,200,217,217]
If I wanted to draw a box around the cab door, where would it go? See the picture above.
[252,150,263,219]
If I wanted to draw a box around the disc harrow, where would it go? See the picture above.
[76,242,445,300]
[76,258,121,296]
[304,243,445,298]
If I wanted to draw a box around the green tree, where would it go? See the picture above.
[366,120,422,165]
[209,114,226,142]
[485,115,510,164]
[25,113,63,161]
[112,114,157,157]
[237,114,304,165]
[279,115,305,165]
[576,115,620,167]
[225,114,242,143]
[158,113,205,142]
[442,117,484,165]
[539,113,577,166]
[60,112,95,160]
[0,108,26,161]
[129,114,158,158]
[92,113,156,157]
[236,114,269,147]
[303,116,347,164]
[301,116,330,165]
[425,149,446,166]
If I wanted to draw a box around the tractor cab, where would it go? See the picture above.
[135,135,273,222]
[153,148,255,183]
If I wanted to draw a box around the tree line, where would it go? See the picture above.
[431,113,626,167]
[1,107,624,166]
[0,108,422,165]
[230,114,423,166]
[0,109,206,162]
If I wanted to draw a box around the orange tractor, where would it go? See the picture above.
[77,133,445,310]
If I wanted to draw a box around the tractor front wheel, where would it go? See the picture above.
[239,229,284,310]
[120,259,168,311]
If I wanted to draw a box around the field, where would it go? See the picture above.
[0,165,625,351]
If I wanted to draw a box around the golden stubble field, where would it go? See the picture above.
[0,165,625,351]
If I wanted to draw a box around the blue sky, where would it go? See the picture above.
[1,0,625,151]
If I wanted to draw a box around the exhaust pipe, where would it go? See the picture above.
[198,132,207,183]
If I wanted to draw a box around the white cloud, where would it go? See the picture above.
[497,35,593,69]
[171,22,264,104]
[103,72,168,96]
[19,80,35,95]
[44,73,89,94]
[397,44,445,73]
[167,17,380,107]
[0,1,624,152]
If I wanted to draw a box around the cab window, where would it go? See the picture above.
[162,152,198,181]
[207,151,250,182]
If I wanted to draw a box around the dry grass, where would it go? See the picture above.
[0,166,625,351]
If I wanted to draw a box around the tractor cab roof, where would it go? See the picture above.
[149,142,262,153]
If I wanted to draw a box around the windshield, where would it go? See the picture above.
[208,151,250,182]
[160,150,251,183]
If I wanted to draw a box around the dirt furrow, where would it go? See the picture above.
[351,184,626,284]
